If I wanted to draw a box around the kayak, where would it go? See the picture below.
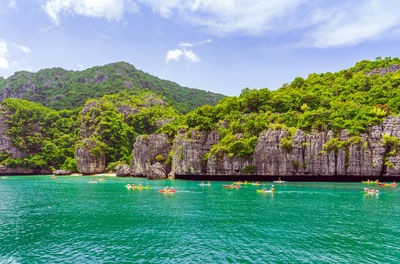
[133,186,151,189]
[158,189,176,193]
[361,181,379,184]
[199,184,211,186]
[257,190,276,193]
[377,183,397,187]
[252,183,261,186]
[223,185,240,188]
[273,181,287,183]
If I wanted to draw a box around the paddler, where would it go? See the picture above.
[270,185,275,192]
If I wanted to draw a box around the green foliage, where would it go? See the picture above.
[280,137,293,153]
[242,165,257,174]
[0,98,80,170]
[60,157,78,172]
[292,161,299,171]
[155,154,165,163]
[0,62,225,113]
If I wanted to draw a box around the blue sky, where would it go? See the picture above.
[1,0,400,96]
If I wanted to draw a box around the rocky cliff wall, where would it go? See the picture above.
[132,116,400,179]
[0,112,23,159]
[75,139,106,175]
[131,134,170,179]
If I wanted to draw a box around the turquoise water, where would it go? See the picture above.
[1,176,400,263]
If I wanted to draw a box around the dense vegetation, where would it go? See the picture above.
[0,92,178,172]
[2,57,400,172]
[80,92,178,168]
[0,62,225,113]
[160,57,400,160]
[0,99,80,171]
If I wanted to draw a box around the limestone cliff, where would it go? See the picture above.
[131,134,170,179]
[132,116,400,178]
[75,138,106,175]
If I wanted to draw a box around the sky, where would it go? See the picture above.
[1,0,400,96]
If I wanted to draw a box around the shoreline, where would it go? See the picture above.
[1,173,397,182]
[0,173,117,177]
[173,174,399,182]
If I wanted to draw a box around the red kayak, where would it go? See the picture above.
[158,189,176,193]
[222,185,240,188]
[377,183,397,187]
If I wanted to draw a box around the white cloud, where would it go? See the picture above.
[0,39,9,69]
[166,49,183,62]
[308,0,400,48]
[8,0,17,10]
[139,0,307,35]
[178,42,193,48]
[40,0,400,48]
[42,0,139,25]
[166,48,200,63]
[76,64,84,70]
[140,0,400,47]
[11,42,32,54]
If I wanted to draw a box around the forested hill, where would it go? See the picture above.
[0,62,225,113]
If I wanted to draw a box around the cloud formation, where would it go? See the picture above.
[42,0,139,25]
[166,49,200,63]
[166,38,212,63]
[308,0,400,47]
[41,0,400,48]
[140,0,306,35]
[11,42,32,54]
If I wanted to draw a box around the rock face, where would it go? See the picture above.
[131,116,400,178]
[365,64,400,76]
[116,165,131,177]
[75,139,106,175]
[0,111,24,159]
[131,134,170,179]
[52,170,71,175]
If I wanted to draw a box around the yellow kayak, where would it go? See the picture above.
[361,181,378,184]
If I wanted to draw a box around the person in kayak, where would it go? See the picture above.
[262,187,267,192]
[270,185,275,192]
[170,186,175,191]
[138,184,142,188]
[200,182,204,186]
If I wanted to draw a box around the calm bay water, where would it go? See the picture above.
[1,176,399,263]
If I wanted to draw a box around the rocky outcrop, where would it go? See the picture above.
[75,139,106,175]
[116,164,131,177]
[147,162,167,180]
[0,165,51,175]
[365,64,400,76]
[0,111,24,159]
[159,116,400,178]
[131,134,170,179]
[52,169,71,176]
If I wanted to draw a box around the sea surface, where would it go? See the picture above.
[0,176,399,263]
